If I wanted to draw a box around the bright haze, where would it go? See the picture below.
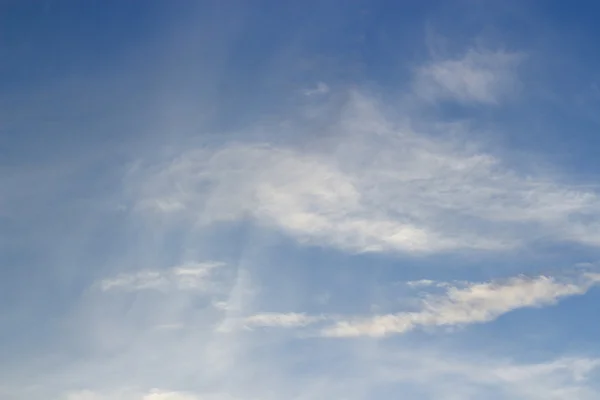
[4,1,600,399]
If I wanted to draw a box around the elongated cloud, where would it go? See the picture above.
[143,392,199,400]
[66,389,209,400]
[322,273,600,337]
[302,82,330,96]
[243,312,324,328]
[60,346,600,400]
[99,262,225,292]
[375,352,600,400]
[233,272,600,337]
[131,89,600,254]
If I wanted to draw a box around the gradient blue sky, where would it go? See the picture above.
[4,1,600,399]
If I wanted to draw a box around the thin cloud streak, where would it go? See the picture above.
[242,312,325,328]
[99,262,225,292]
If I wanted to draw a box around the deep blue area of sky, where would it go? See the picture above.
[3,1,600,170]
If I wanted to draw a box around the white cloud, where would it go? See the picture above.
[100,271,167,291]
[60,350,600,400]
[130,90,600,254]
[406,279,438,288]
[242,312,324,328]
[217,312,323,334]
[375,351,600,400]
[302,82,330,96]
[414,49,522,104]
[99,262,225,292]
[142,389,201,400]
[65,389,209,400]
[18,265,600,400]
[322,273,600,337]
[229,272,600,338]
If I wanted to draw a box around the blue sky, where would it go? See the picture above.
[4,1,600,399]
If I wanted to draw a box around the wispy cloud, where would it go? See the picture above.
[375,351,600,400]
[414,49,522,104]
[242,312,325,328]
[130,89,600,254]
[99,262,225,292]
[302,82,330,96]
[141,391,201,400]
[66,389,223,400]
[323,273,600,337]
[233,272,600,338]
[60,347,600,400]
[406,279,439,288]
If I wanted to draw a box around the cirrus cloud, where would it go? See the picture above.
[129,89,600,255]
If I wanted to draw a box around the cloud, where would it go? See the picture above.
[130,89,600,254]
[7,2,600,400]
[488,358,600,400]
[99,262,225,292]
[302,82,330,96]
[207,312,322,333]
[217,312,325,333]
[242,312,325,328]
[65,389,214,400]
[142,390,202,400]
[406,279,438,288]
[229,272,600,338]
[413,49,522,104]
[375,351,600,400]
[60,348,600,400]
[322,273,600,337]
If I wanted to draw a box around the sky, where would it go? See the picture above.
[4,1,600,399]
